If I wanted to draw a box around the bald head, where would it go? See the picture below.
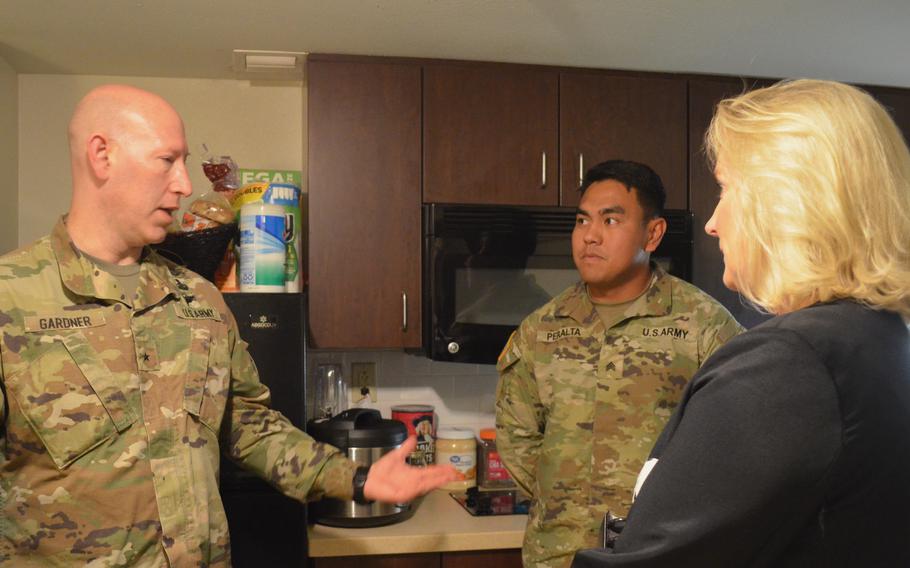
[68,85,182,170]
[65,84,192,263]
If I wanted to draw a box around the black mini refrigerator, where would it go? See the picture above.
[221,292,308,567]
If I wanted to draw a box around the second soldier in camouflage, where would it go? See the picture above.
[495,161,742,568]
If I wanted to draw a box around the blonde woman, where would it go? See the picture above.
[573,79,910,567]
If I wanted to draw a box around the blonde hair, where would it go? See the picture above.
[706,79,910,319]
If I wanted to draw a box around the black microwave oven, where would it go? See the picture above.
[423,203,694,364]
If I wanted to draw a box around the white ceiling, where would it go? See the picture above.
[2,0,910,88]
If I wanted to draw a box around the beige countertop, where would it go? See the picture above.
[307,489,527,557]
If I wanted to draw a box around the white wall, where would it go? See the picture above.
[0,58,18,255]
[17,74,304,246]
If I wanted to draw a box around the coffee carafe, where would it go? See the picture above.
[313,363,347,419]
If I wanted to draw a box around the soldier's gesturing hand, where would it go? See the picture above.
[363,436,459,503]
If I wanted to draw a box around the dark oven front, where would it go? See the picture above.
[423,204,694,365]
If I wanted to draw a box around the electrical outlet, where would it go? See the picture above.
[351,362,377,403]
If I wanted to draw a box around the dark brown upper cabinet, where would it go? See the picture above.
[307,58,423,349]
[865,85,910,143]
[423,63,559,205]
[687,77,776,329]
[306,54,910,349]
[560,71,688,209]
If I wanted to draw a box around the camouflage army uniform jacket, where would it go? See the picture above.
[495,267,742,568]
[0,219,355,567]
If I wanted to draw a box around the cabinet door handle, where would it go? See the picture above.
[578,153,585,189]
[401,291,408,332]
[541,151,547,188]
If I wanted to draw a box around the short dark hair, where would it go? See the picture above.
[579,160,666,219]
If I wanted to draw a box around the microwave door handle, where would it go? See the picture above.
[401,291,408,332]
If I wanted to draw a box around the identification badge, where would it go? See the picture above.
[176,306,222,321]
[641,326,689,340]
[25,313,106,332]
[537,327,582,342]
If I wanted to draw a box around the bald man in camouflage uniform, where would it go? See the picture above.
[0,84,453,566]
[496,161,742,568]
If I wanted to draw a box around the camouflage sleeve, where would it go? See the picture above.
[0,357,5,427]
[495,328,545,497]
[220,314,355,502]
[699,310,745,365]
[310,452,357,501]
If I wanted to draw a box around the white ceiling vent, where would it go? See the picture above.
[232,50,307,78]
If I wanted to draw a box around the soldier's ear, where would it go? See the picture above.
[644,217,667,253]
[86,133,113,181]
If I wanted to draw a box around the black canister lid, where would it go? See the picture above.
[307,408,407,449]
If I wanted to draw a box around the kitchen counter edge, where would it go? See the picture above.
[307,489,526,557]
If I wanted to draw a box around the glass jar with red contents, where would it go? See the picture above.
[477,428,516,490]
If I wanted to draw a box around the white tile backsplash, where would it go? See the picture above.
[307,350,498,434]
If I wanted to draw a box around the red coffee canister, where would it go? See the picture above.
[391,404,436,466]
